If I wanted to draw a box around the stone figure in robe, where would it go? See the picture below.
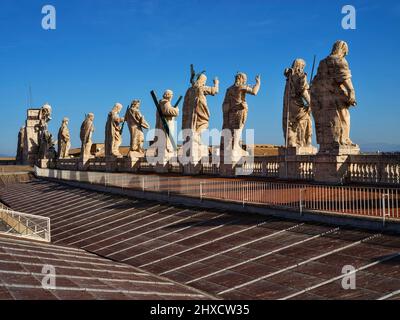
[283,59,313,148]
[125,100,149,158]
[221,73,261,157]
[80,113,95,159]
[105,103,124,158]
[155,90,179,156]
[57,117,71,159]
[311,40,358,154]
[181,73,219,162]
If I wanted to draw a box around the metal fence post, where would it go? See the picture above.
[382,192,389,227]
[300,188,306,216]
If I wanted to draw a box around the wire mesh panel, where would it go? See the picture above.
[0,208,51,242]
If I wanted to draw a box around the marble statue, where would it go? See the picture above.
[155,90,179,158]
[37,104,54,160]
[311,40,359,154]
[105,103,124,158]
[283,59,313,149]
[182,72,219,163]
[16,127,25,164]
[80,113,95,160]
[125,100,150,158]
[182,73,219,133]
[221,73,261,158]
[57,117,71,159]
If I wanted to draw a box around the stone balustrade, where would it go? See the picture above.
[50,153,400,186]
[348,155,400,185]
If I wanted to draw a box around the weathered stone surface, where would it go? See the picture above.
[147,90,179,164]
[311,40,359,155]
[314,155,349,184]
[182,72,219,165]
[79,113,95,165]
[57,117,71,159]
[124,100,149,159]
[16,127,25,164]
[283,59,314,150]
[221,73,260,163]
[105,103,124,158]
[22,109,40,165]
[37,104,56,162]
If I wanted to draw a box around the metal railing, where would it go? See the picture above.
[0,204,51,242]
[34,167,399,224]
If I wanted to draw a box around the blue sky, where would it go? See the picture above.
[0,0,399,155]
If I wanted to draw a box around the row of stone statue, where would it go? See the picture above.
[24,39,359,165]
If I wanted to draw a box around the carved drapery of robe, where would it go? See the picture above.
[311,55,353,148]
[80,119,94,158]
[155,99,179,152]
[105,111,124,157]
[182,85,218,133]
[283,69,312,147]
[58,124,71,158]
[125,107,149,153]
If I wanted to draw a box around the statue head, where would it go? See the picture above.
[331,40,349,58]
[235,72,247,86]
[41,103,52,119]
[62,117,69,126]
[87,113,94,121]
[163,90,173,101]
[130,100,141,109]
[112,103,123,113]
[291,59,306,74]
[194,74,207,87]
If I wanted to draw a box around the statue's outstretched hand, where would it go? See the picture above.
[255,75,261,83]
[349,91,357,106]
[349,99,357,106]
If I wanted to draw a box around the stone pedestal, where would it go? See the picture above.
[314,155,350,184]
[38,159,49,169]
[154,163,170,173]
[78,156,93,171]
[124,155,141,172]
[183,163,203,175]
[180,140,209,175]
[105,156,120,172]
[219,163,236,177]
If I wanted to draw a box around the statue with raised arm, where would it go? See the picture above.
[182,72,219,163]
[283,59,313,149]
[221,73,261,157]
[105,103,124,158]
[125,100,149,158]
[80,113,95,160]
[57,117,71,159]
[311,40,359,154]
